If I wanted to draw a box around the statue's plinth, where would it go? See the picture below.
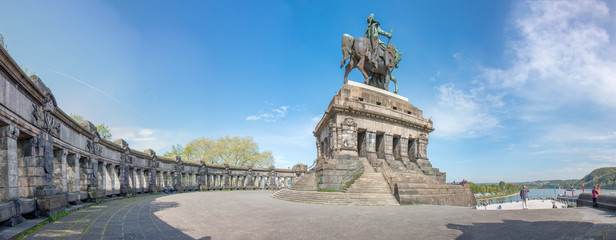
[306,81,474,206]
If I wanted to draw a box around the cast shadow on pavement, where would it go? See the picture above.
[146,195,213,240]
[447,219,616,240]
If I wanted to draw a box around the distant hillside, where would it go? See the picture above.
[515,179,578,189]
[576,167,616,189]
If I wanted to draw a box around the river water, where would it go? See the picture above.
[477,188,616,205]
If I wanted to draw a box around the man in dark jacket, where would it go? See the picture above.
[520,186,530,210]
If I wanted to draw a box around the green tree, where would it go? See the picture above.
[175,136,274,167]
[182,138,214,162]
[164,144,184,158]
[69,113,113,141]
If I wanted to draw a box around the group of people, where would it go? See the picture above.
[452,179,467,185]
[519,185,601,210]
[163,186,175,194]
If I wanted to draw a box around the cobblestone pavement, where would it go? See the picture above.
[24,191,616,239]
[25,194,192,240]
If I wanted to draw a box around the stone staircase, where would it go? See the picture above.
[272,189,399,206]
[289,170,317,191]
[376,160,476,207]
[343,158,392,194]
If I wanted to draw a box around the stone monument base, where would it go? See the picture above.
[287,81,476,207]
[315,153,361,191]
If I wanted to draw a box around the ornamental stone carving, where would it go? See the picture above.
[32,92,61,136]
[418,133,429,159]
[340,117,357,150]
[86,133,103,156]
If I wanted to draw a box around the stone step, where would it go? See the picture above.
[289,171,317,191]
[272,189,399,206]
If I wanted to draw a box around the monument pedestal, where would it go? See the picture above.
[308,81,475,206]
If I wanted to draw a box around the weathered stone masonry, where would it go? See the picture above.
[0,46,306,227]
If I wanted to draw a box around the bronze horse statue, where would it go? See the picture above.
[340,34,402,93]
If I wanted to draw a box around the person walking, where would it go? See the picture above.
[592,185,599,208]
[520,186,530,210]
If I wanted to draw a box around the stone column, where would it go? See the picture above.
[67,153,81,193]
[399,137,410,163]
[416,134,433,174]
[131,168,136,190]
[158,171,162,188]
[205,174,210,189]
[90,158,99,189]
[268,173,276,189]
[223,174,229,189]
[100,162,107,195]
[53,149,68,193]
[365,130,377,164]
[166,172,171,187]
[150,169,158,192]
[79,157,88,192]
[245,174,253,188]
[109,164,116,195]
[140,169,145,192]
[383,133,395,163]
[329,122,338,154]
[38,131,57,196]
[0,125,26,226]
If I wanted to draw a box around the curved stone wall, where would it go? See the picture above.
[0,46,306,226]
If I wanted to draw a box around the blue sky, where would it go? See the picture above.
[2,0,616,182]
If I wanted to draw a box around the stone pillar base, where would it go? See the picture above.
[149,186,159,193]
[87,189,105,202]
[120,186,135,196]
[36,194,67,217]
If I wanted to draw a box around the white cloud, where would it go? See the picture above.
[246,105,290,122]
[109,126,189,153]
[588,155,616,162]
[484,0,616,108]
[430,84,500,138]
[582,131,616,141]
[253,115,321,168]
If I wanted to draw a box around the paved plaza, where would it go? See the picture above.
[22,191,616,239]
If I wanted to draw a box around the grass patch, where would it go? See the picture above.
[317,189,340,192]
[342,172,362,190]
[16,210,70,239]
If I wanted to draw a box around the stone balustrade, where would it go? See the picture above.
[0,46,306,227]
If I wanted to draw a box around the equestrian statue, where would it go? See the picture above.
[340,13,402,94]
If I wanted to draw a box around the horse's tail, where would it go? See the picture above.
[341,34,354,68]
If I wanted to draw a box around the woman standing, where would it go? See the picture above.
[592,186,599,208]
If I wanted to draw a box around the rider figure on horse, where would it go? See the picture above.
[365,14,392,69]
